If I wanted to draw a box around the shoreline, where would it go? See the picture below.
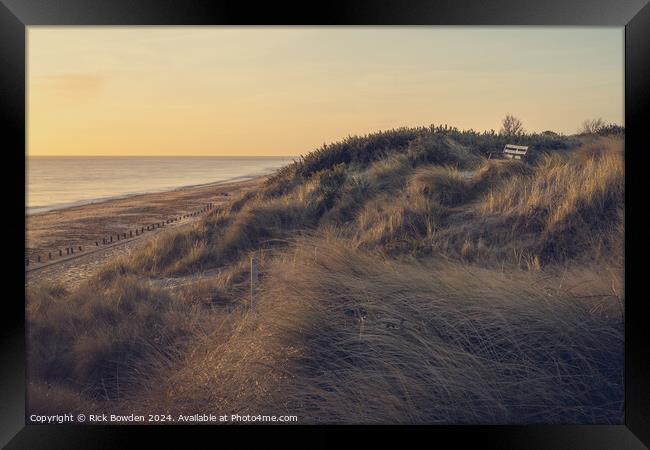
[26,173,272,217]
[26,175,266,265]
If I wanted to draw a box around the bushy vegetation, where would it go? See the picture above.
[26,125,624,423]
[578,118,625,137]
[264,124,577,200]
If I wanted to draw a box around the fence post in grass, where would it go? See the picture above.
[79,246,82,252]
[250,255,259,312]
[110,236,113,243]
[70,247,73,254]
[48,252,52,260]
[359,315,365,339]
[59,249,63,256]
[96,241,99,246]
[37,255,41,263]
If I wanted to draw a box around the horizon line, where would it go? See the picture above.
[26,154,300,158]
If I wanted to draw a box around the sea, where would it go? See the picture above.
[26,156,295,215]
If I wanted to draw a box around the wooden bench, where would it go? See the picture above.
[489,144,529,160]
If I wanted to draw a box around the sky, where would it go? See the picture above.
[27,27,624,157]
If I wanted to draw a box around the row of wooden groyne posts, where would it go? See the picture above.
[25,202,215,267]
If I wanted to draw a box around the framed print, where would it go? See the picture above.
[1,0,649,448]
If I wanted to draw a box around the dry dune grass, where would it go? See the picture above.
[409,166,472,206]
[352,138,623,267]
[26,275,208,409]
[129,238,623,424]
[25,129,624,423]
[480,139,623,263]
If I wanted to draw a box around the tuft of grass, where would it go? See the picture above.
[26,276,203,400]
[407,135,483,169]
[409,166,473,207]
[471,158,535,194]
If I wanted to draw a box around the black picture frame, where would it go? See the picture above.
[2,0,648,447]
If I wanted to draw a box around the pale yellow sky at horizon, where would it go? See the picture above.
[28,27,624,156]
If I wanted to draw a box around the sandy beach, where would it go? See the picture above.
[25,176,265,286]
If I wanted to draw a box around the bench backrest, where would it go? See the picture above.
[503,144,529,160]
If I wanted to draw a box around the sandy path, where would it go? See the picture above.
[27,227,157,288]
[25,176,265,288]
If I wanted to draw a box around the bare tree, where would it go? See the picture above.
[579,118,606,134]
[499,114,525,136]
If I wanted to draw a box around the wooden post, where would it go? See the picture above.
[96,241,99,246]
[70,247,74,254]
[59,249,63,256]
[250,255,259,312]
[37,255,41,262]
[123,233,126,239]
[117,234,120,241]
[110,236,113,243]
[79,246,82,251]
